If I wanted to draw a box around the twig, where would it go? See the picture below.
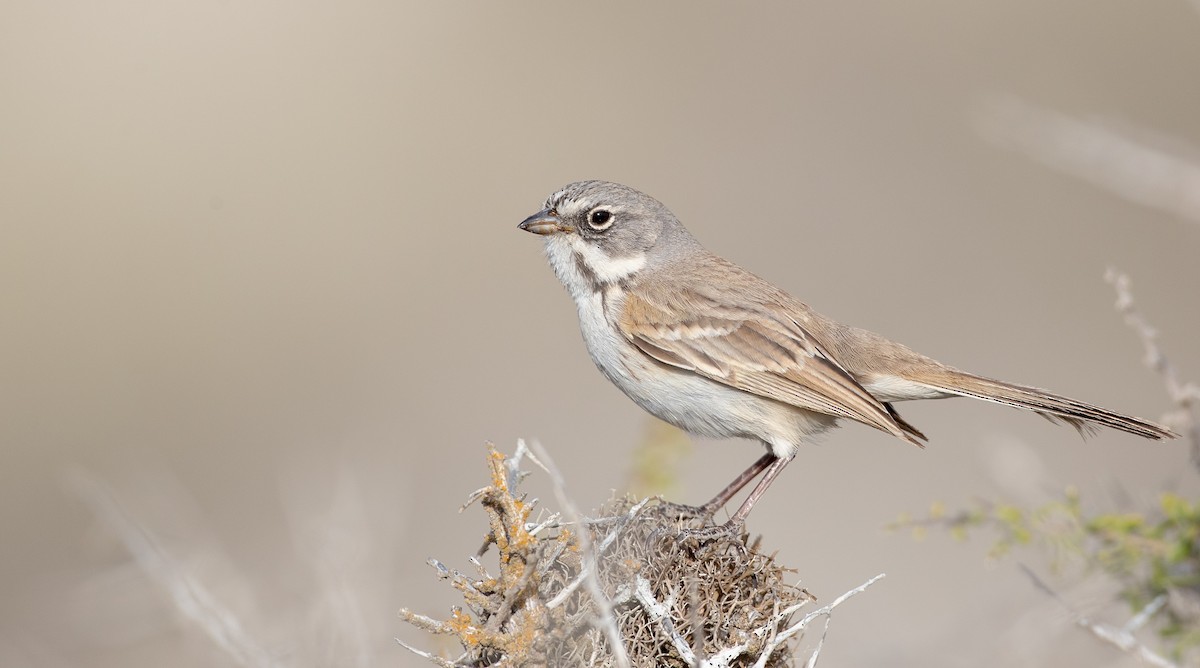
[67,472,280,668]
[694,573,882,668]
[394,638,456,668]
[633,576,696,664]
[398,608,452,634]
[976,94,1200,226]
[1124,594,1168,634]
[802,615,834,668]
[1106,268,1200,469]
[1019,564,1178,668]
[756,573,886,667]
[544,497,651,610]
[522,439,632,668]
[688,580,706,667]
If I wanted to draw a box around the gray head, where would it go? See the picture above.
[519,181,699,295]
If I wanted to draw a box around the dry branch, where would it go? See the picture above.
[1106,268,1200,470]
[398,442,882,667]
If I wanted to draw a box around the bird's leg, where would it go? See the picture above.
[654,453,777,520]
[677,454,795,542]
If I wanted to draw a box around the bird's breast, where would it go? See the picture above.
[574,286,635,381]
[569,285,776,440]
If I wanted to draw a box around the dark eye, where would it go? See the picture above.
[588,208,613,230]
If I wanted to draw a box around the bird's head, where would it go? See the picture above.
[519,180,694,294]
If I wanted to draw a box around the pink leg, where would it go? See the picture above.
[700,452,777,513]
[719,454,794,530]
[656,452,777,520]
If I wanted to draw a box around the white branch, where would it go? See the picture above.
[755,574,886,668]
[977,94,1200,226]
[544,497,651,611]
[699,574,883,668]
[802,615,834,668]
[1124,594,1168,634]
[522,439,632,668]
[1019,564,1177,668]
[67,472,280,668]
[394,638,456,668]
[1106,268,1199,468]
[633,576,696,664]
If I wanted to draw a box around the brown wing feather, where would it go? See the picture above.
[619,287,926,446]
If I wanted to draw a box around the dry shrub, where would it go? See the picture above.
[399,444,854,668]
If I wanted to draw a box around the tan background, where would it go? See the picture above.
[3,2,1199,666]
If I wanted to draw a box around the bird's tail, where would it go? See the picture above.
[912,369,1177,440]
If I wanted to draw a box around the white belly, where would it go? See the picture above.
[572,288,834,455]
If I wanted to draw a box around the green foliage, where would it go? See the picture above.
[892,490,1200,661]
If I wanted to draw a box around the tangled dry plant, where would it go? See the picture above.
[398,441,881,667]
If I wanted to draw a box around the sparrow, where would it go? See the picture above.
[518,180,1176,536]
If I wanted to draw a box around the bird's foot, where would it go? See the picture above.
[674,519,746,544]
[647,499,716,522]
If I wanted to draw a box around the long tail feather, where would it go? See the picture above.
[915,370,1177,440]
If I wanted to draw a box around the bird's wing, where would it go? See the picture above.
[616,282,926,446]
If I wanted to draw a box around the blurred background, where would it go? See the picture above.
[3,2,1199,666]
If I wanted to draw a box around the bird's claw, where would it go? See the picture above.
[674,520,745,544]
[648,500,715,521]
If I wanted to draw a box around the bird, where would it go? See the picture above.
[518,180,1177,538]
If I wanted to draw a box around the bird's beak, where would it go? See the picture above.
[518,209,571,235]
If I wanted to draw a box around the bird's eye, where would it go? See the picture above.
[587,208,613,231]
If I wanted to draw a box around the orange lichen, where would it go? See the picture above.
[446,608,484,647]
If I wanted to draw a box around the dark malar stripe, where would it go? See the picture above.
[573,251,602,293]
